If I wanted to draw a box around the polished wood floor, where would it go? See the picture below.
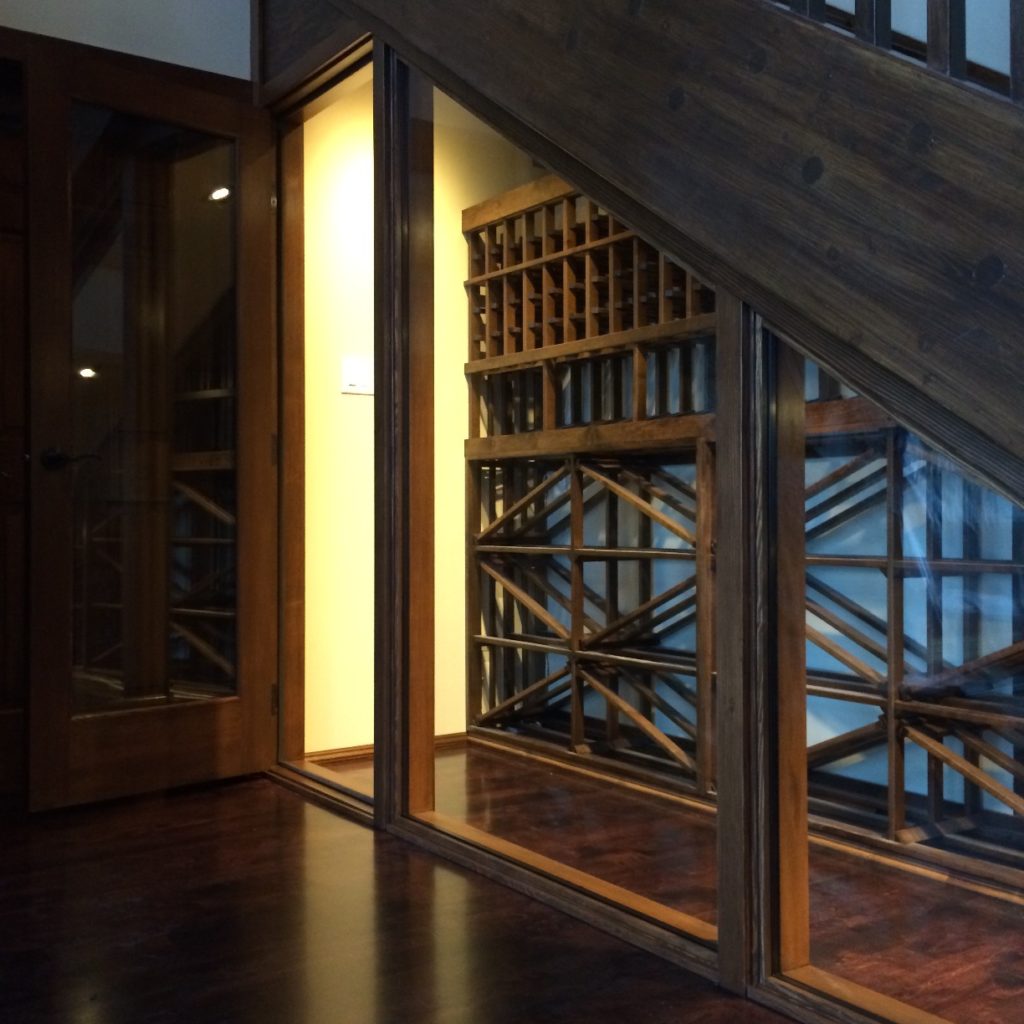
[322,742,1024,1024]
[0,777,792,1024]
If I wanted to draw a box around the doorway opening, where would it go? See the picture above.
[279,56,375,804]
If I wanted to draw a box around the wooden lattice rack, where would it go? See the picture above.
[463,175,718,796]
[461,175,1024,885]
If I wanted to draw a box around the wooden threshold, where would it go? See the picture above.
[415,809,718,945]
[266,763,374,821]
[784,965,953,1024]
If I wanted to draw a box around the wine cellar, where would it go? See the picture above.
[462,175,1024,886]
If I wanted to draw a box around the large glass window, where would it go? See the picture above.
[403,73,721,946]
[773,332,1024,1024]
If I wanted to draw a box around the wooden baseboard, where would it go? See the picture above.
[306,731,467,765]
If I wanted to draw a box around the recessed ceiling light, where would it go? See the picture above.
[78,367,97,379]
[208,186,231,202]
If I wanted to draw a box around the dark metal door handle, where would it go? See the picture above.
[39,448,100,471]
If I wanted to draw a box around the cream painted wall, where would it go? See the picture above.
[0,0,251,78]
[304,67,375,753]
[432,90,545,736]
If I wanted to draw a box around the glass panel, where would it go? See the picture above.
[967,0,1010,75]
[71,104,236,712]
[421,80,719,940]
[782,338,1024,1023]
[295,64,375,800]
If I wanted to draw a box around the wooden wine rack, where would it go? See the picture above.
[463,175,719,795]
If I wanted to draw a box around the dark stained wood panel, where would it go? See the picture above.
[259,0,365,92]
[0,102,25,803]
[333,0,1024,491]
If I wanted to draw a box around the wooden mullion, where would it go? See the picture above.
[790,0,826,19]
[605,465,621,747]
[775,337,810,973]
[714,295,762,993]
[1013,0,1024,102]
[569,460,587,752]
[404,69,436,816]
[927,0,967,78]
[886,428,906,837]
[855,0,892,47]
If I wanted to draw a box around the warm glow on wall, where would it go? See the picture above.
[303,66,376,753]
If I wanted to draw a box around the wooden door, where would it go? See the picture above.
[25,41,277,809]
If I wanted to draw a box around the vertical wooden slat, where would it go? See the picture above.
[927,0,967,78]
[522,267,537,352]
[855,0,892,47]
[775,336,810,973]
[502,275,513,356]
[885,429,906,837]
[569,460,587,752]
[632,347,648,422]
[1012,0,1024,102]
[465,461,483,725]
[695,437,716,796]
[632,237,643,330]
[605,466,620,746]
[608,243,623,335]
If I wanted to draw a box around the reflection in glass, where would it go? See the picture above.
[71,104,236,712]
[423,83,720,939]
[793,349,1024,1023]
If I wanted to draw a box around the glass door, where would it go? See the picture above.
[28,56,276,809]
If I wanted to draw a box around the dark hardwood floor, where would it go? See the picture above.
[0,776,790,1024]
[290,742,1024,1024]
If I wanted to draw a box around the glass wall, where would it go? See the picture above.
[774,332,1024,1023]
[406,72,720,946]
